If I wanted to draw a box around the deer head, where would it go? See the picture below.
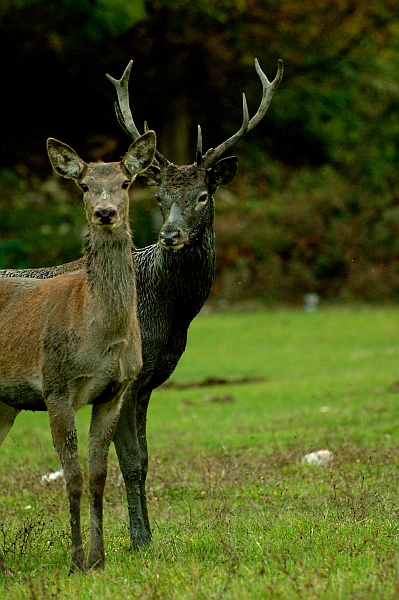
[47,131,156,230]
[106,60,283,250]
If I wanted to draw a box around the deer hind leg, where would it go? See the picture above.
[0,403,20,448]
[46,398,85,574]
[87,388,126,569]
[113,386,150,550]
[136,389,152,544]
[0,554,12,575]
[0,403,20,574]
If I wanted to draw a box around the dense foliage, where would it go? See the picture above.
[1,0,399,303]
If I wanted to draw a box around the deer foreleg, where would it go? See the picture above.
[87,390,125,569]
[46,398,85,574]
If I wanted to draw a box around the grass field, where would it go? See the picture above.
[2,306,399,598]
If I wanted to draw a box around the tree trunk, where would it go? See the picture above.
[159,91,190,165]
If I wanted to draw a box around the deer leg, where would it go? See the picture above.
[0,403,20,574]
[0,554,12,575]
[136,390,152,540]
[46,399,85,574]
[0,403,20,448]
[113,384,149,550]
[87,390,126,569]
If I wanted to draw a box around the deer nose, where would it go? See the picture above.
[159,230,180,246]
[94,207,116,225]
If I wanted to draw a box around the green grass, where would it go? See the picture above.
[2,306,399,598]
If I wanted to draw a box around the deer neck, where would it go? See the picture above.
[84,224,136,333]
[138,209,215,318]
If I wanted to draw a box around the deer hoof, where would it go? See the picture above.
[87,554,105,570]
[68,550,86,575]
[0,564,13,576]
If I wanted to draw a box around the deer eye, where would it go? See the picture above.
[79,183,88,192]
[122,180,131,190]
[198,193,208,203]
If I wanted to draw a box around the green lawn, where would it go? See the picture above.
[2,306,399,598]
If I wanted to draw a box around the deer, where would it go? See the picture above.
[0,58,283,552]
[0,130,156,574]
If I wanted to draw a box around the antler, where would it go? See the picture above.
[106,61,141,140]
[107,58,283,171]
[106,61,170,168]
[200,59,284,169]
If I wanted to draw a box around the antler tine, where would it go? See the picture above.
[202,59,283,169]
[144,120,170,168]
[196,125,203,166]
[242,93,250,133]
[106,60,141,141]
[249,58,283,131]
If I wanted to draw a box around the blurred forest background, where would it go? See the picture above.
[1,0,399,305]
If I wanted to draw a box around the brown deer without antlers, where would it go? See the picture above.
[0,130,156,574]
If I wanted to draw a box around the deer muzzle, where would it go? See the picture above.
[158,225,189,250]
[159,202,189,250]
[94,206,117,226]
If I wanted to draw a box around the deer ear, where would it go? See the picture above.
[206,156,238,192]
[123,130,157,177]
[47,138,86,182]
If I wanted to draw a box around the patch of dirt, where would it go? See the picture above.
[203,394,235,403]
[387,380,399,393]
[160,375,265,390]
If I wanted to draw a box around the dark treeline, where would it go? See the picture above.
[1,0,399,304]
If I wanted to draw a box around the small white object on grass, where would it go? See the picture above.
[301,449,333,466]
[41,469,64,483]
[303,293,320,312]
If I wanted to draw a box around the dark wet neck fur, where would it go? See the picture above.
[137,213,215,321]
